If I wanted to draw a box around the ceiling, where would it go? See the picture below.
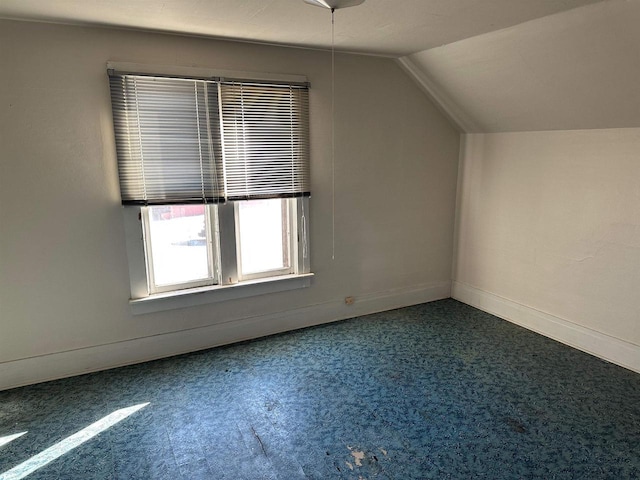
[402,0,640,132]
[0,0,602,57]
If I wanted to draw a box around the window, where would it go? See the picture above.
[236,199,291,280]
[109,69,311,308]
[143,204,216,293]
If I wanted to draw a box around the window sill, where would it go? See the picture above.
[130,273,314,315]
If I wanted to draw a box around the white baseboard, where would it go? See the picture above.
[452,281,640,374]
[0,282,451,391]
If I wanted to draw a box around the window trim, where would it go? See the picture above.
[130,273,314,315]
[106,62,308,88]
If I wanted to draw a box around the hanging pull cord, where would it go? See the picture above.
[331,7,336,261]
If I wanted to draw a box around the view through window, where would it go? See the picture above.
[237,199,290,277]
[147,205,211,287]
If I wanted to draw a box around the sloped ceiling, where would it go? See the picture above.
[401,0,640,132]
[0,0,600,57]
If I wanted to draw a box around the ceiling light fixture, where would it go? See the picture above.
[303,0,365,9]
[304,0,365,260]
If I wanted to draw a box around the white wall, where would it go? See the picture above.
[396,0,640,373]
[0,20,460,389]
[453,129,640,372]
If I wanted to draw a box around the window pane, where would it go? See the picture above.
[147,205,211,286]
[237,199,290,276]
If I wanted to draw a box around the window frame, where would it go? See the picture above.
[141,205,220,295]
[121,197,312,315]
[143,200,300,293]
[233,198,295,282]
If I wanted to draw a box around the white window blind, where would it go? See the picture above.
[219,82,310,200]
[109,75,223,205]
[109,73,310,205]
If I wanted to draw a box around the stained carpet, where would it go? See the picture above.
[1,299,639,479]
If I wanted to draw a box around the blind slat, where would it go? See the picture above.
[109,74,310,205]
[219,81,310,200]
[109,75,223,205]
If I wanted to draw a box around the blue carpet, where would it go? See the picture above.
[1,299,639,479]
